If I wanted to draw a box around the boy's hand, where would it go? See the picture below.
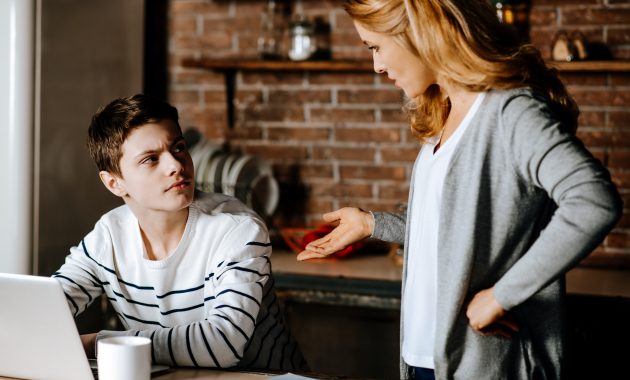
[297,207,374,261]
[80,333,98,358]
[466,287,519,338]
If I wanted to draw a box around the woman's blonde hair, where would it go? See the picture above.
[344,0,579,142]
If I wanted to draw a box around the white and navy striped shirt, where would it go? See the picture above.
[54,192,306,371]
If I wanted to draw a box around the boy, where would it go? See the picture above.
[53,94,306,371]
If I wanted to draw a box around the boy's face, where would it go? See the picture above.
[103,119,195,215]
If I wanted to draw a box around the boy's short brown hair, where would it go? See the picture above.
[87,94,180,177]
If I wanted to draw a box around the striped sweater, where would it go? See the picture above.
[53,192,306,371]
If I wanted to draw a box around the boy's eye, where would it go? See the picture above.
[141,156,158,164]
[173,142,187,153]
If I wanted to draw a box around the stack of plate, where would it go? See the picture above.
[188,136,279,218]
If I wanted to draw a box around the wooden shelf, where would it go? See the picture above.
[549,60,630,72]
[182,58,373,72]
[183,57,630,73]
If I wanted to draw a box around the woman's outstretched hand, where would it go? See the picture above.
[296,207,375,261]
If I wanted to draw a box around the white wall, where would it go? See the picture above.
[0,0,35,274]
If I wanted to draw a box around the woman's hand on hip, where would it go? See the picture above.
[296,207,374,261]
[466,287,519,338]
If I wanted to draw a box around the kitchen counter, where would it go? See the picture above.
[271,248,630,299]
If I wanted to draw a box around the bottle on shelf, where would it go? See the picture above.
[258,0,287,60]
[492,0,531,45]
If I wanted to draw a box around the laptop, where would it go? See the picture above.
[0,273,168,380]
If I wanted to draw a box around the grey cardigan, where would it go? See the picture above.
[372,88,622,380]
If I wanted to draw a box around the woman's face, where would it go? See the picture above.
[353,21,437,98]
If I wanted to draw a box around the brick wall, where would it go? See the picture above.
[168,0,630,260]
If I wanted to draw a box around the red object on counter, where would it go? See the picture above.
[281,224,365,258]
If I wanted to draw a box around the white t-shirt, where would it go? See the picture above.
[402,93,485,368]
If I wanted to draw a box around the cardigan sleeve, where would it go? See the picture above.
[493,91,622,310]
[372,211,407,245]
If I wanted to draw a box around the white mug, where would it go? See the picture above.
[97,336,151,380]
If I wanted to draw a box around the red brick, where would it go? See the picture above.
[171,69,224,86]
[336,127,401,143]
[309,183,373,198]
[611,48,630,60]
[381,108,407,123]
[339,165,406,181]
[381,146,419,163]
[608,151,630,169]
[304,198,335,214]
[333,48,373,61]
[532,0,598,5]
[302,1,338,13]
[617,212,630,229]
[608,27,630,45]
[577,111,606,128]
[233,1,267,16]
[308,72,375,85]
[203,90,226,104]
[562,8,630,26]
[268,90,331,104]
[561,72,608,86]
[235,90,263,105]
[226,125,263,140]
[607,231,630,249]
[529,9,557,26]
[609,112,630,128]
[170,89,200,105]
[610,73,630,86]
[236,34,262,53]
[332,30,367,50]
[298,164,335,180]
[174,33,232,51]
[241,105,305,122]
[577,130,630,149]
[170,0,229,15]
[571,89,630,107]
[379,184,410,201]
[170,16,198,35]
[610,170,630,188]
[337,89,404,104]
[243,144,307,160]
[268,127,330,141]
[311,146,376,161]
[241,72,305,85]
[310,108,375,123]
[335,11,358,30]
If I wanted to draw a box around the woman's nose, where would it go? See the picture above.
[373,60,386,74]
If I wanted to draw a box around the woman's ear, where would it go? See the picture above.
[99,171,127,197]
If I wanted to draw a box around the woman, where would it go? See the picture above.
[297,1,622,379]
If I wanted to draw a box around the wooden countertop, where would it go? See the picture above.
[271,248,630,299]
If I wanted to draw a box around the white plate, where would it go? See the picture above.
[221,153,239,196]
[206,151,228,193]
[194,144,216,189]
[229,155,278,217]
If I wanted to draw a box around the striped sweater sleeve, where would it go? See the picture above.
[53,236,106,317]
[98,218,272,368]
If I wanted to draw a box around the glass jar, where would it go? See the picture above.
[288,18,317,61]
[258,0,284,60]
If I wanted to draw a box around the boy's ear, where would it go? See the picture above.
[99,171,127,197]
